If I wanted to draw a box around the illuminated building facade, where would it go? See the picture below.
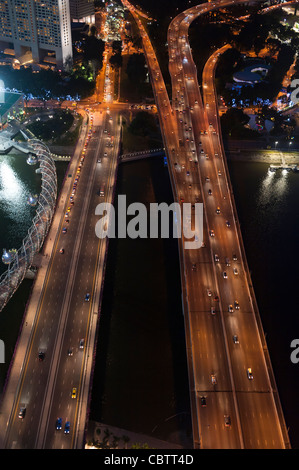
[0,0,73,70]
[69,0,95,24]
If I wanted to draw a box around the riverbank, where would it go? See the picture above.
[224,138,299,164]
[85,421,184,449]
[225,148,299,164]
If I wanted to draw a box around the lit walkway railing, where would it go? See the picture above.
[0,138,57,312]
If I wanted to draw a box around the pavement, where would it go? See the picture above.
[85,421,184,450]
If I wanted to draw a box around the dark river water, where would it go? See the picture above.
[0,154,298,448]
[0,152,41,276]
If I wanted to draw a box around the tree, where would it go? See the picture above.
[126,53,147,84]
[83,26,105,77]
[110,52,123,69]
[122,435,130,449]
[128,111,157,136]
[112,40,122,55]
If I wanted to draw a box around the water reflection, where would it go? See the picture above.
[0,155,40,274]
[0,161,25,217]
[258,168,289,209]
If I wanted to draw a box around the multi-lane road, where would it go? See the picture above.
[123,0,290,448]
[0,104,121,448]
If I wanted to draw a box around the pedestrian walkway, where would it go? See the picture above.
[85,421,184,449]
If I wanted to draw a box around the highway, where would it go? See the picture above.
[123,0,290,448]
[0,103,121,448]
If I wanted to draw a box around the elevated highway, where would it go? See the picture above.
[123,0,291,448]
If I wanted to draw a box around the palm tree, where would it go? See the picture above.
[122,435,130,449]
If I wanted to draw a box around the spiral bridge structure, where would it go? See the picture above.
[0,127,57,313]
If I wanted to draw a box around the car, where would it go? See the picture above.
[97,158,102,163]
[233,254,238,261]
[186,170,190,176]
[200,396,207,407]
[208,189,212,196]
[79,338,84,349]
[214,253,219,262]
[228,304,234,313]
[224,415,231,427]
[18,407,26,419]
[59,248,64,254]
[192,263,197,271]
[216,207,220,214]
[225,257,230,266]
[104,152,107,157]
[214,295,219,302]
[56,417,62,430]
[247,368,253,380]
[211,307,216,315]
[233,268,238,276]
[62,228,67,234]
[71,387,77,399]
[211,374,217,385]
[207,289,212,297]
[226,220,230,228]
[85,293,90,302]
[209,230,215,237]
[233,335,239,344]
[223,271,228,279]
[64,421,70,434]
[38,351,45,361]
[67,348,73,356]
[234,300,240,310]
[205,176,210,182]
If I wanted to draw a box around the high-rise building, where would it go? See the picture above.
[69,0,95,24]
[0,0,73,70]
